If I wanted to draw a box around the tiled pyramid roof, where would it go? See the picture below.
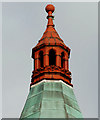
[32,4,70,55]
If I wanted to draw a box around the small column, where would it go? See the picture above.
[34,58,40,70]
[37,58,40,69]
[67,59,69,70]
[64,54,68,70]
[44,54,49,67]
[65,58,69,70]
[34,59,37,70]
[34,51,40,70]
[56,55,61,67]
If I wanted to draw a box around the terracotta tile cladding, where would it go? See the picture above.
[34,26,68,50]
[31,4,72,87]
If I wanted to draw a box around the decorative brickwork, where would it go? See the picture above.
[31,65,72,86]
[31,4,72,87]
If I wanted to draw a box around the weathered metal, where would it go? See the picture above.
[20,81,83,118]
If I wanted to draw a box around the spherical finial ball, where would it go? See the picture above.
[45,4,55,13]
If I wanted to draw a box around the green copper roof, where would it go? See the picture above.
[20,81,83,118]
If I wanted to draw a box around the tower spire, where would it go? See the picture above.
[45,4,55,27]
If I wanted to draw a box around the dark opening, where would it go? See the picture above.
[34,59,35,70]
[49,49,56,66]
[61,52,65,68]
[39,51,43,67]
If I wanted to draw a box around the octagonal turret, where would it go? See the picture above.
[31,4,72,87]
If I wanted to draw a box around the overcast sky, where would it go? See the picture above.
[2,2,98,118]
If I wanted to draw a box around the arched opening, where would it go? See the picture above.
[39,51,43,67]
[49,49,56,66]
[34,59,35,70]
[61,52,65,68]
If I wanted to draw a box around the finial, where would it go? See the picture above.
[45,4,55,27]
[45,4,55,13]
